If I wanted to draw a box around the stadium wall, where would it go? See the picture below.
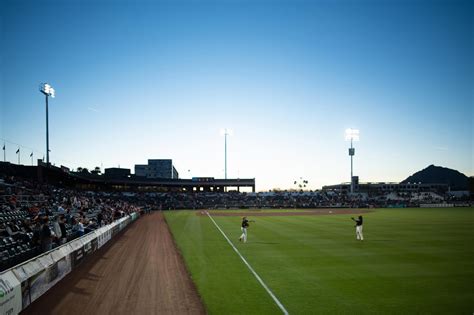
[420,203,454,208]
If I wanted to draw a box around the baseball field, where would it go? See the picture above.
[164,207,474,314]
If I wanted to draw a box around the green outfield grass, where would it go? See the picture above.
[164,208,474,314]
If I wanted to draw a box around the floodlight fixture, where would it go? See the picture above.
[40,83,55,98]
[345,128,359,141]
[220,128,233,136]
[345,128,360,193]
[39,83,55,165]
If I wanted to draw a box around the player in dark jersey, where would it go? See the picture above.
[351,216,364,240]
[239,216,255,243]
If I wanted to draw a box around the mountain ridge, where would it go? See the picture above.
[401,165,469,190]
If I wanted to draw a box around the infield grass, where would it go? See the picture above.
[164,208,474,314]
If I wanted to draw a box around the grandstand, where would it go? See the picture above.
[6,160,256,193]
[0,172,141,272]
[322,181,450,194]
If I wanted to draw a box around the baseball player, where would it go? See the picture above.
[351,216,364,241]
[239,216,255,243]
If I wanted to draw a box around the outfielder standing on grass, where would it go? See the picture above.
[351,215,364,241]
[239,216,255,243]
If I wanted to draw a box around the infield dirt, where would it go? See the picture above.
[22,212,205,315]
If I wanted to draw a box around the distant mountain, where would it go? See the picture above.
[402,165,469,190]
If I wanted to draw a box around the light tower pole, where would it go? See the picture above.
[225,129,228,180]
[39,83,55,166]
[221,128,232,179]
[345,128,360,193]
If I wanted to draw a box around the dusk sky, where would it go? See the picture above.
[1,0,473,191]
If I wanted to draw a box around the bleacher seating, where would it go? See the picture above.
[0,175,141,272]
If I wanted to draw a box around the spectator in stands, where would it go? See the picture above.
[81,214,89,226]
[84,219,97,234]
[20,218,30,231]
[9,194,17,207]
[65,208,72,225]
[72,218,84,237]
[113,209,121,220]
[58,215,67,244]
[73,197,82,210]
[52,216,62,245]
[28,204,40,216]
[0,223,7,237]
[20,219,33,240]
[40,216,53,252]
[31,218,41,248]
[44,205,53,216]
[57,204,66,215]
[5,222,20,237]
[97,210,104,227]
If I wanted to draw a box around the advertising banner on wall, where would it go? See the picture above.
[97,227,112,249]
[0,271,22,315]
[28,253,55,302]
[49,249,72,288]
[12,259,43,309]
[80,233,97,258]
[27,268,48,303]
[118,217,129,231]
[96,230,105,249]
[91,237,98,253]
[420,203,454,208]
[15,249,71,305]
[83,241,92,257]
[111,224,119,238]
[70,247,84,269]
[69,238,85,269]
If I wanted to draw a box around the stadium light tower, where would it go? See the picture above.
[39,83,55,166]
[345,128,360,193]
[220,128,233,179]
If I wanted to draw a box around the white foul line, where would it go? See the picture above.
[205,211,289,315]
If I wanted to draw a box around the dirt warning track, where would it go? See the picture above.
[22,212,205,315]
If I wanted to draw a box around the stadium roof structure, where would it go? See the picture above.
[322,181,448,193]
[0,161,256,193]
[73,174,256,193]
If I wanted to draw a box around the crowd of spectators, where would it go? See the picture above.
[115,189,471,211]
[0,175,141,271]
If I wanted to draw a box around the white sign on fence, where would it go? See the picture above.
[0,271,22,315]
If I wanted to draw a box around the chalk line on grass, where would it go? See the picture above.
[205,211,289,315]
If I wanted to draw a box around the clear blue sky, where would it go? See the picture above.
[1,0,473,191]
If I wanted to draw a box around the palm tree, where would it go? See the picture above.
[91,166,101,175]
[294,178,309,192]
